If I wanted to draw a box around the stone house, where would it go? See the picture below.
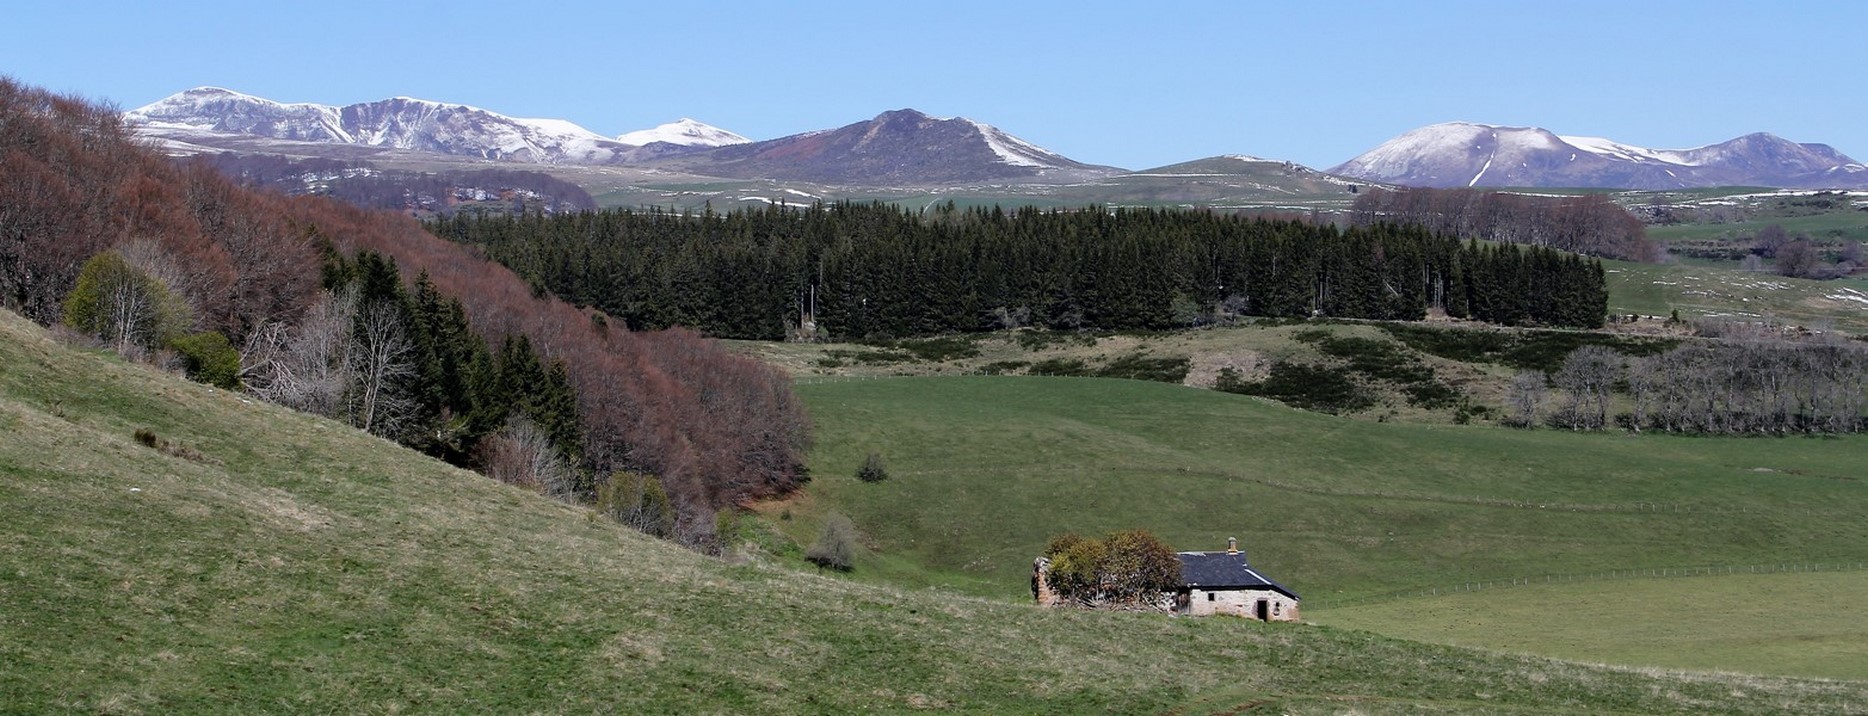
[1172,538,1300,621]
[1032,537,1299,621]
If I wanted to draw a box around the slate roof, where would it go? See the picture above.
[1176,551,1299,600]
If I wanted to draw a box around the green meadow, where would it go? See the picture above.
[776,374,1868,682]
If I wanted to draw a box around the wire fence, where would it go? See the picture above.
[1308,560,1868,610]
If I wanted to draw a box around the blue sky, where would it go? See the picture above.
[6,1,1863,170]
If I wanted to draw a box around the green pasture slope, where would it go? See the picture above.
[1323,570,1868,681]
[784,375,1868,678]
[1604,258,1868,333]
[12,311,1866,712]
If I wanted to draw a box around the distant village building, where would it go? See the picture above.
[1032,537,1299,621]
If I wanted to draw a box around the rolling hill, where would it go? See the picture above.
[11,310,1866,712]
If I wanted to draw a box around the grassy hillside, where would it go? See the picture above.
[783,376,1868,599]
[1603,258,1868,332]
[12,311,1867,712]
[1322,571,1868,681]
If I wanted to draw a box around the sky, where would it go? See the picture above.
[5,1,1865,171]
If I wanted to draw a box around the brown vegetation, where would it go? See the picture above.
[0,76,809,545]
[1352,187,1656,262]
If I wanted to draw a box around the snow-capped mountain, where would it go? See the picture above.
[1331,122,1868,190]
[616,118,749,148]
[127,87,639,164]
[664,109,1119,185]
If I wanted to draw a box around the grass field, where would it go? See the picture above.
[1603,258,1868,332]
[15,311,1868,711]
[772,374,1868,683]
[781,376,1868,598]
[1317,571,1868,681]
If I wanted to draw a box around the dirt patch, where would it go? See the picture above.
[1184,350,1268,388]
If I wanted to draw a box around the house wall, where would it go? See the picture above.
[1185,588,1299,621]
[1032,557,1062,607]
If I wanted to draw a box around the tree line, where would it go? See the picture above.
[0,76,808,548]
[1511,338,1866,434]
[428,202,1610,339]
[199,153,597,216]
[1350,187,1656,262]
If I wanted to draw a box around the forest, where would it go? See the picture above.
[198,153,597,216]
[0,77,807,547]
[1349,186,1657,262]
[429,202,1610,340]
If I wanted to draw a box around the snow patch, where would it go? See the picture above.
[965,119,1056,168]
[617,118,751,147]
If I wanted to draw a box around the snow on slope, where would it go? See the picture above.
[616,118,750,147]
[1336,121,1868,189]
[127,88,629,164]
[964,119,1058,168]
[1559,135,1699,166]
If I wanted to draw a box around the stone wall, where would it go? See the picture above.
[1183,588,1300,622]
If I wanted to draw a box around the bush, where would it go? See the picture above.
[168,331,241,389]
[62,250,193,355]
[1027,357,1091,377]
[856,452,889,483]
[1094,353,1191,383]
[596,471,675,538]
[1217,361,1374,414]
[1042,529,1182,606]
[806,513,858,571]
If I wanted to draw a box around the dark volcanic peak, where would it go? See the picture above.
[1332,122,1868,190]
[667,108,1120,186]
[126,87,652,164]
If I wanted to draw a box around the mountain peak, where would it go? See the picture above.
[616,118,750,148]
[1334,122,1866,190]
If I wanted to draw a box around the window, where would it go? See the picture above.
[1207,592,1214,602]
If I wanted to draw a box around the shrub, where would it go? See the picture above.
[856,452,889,483]
[806,513,858,571]
[1027,358,1091,377]
[596,471,675,538]
[168,331,241,389]
[62,250,193,356]
[1094,353,1191,383]
[1218,361,1374,414]
[1042,529,1182,606]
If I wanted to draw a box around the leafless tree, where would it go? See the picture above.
[1776,239,1820,279]
[1551,345,1618,429]
[244,287,357,419]
[1505,370,1548,428]
[479,416,577,499]
[347,301,418,438]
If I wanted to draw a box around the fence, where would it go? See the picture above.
[1307,560,1868,610]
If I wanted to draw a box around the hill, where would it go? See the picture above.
[11,312,1867,712]
[655,108,1120,186]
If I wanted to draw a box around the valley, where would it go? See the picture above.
[5,69,1867,713]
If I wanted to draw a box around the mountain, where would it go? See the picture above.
[126,87,642,164]
[1331,122,1868,190]
[616,118,749,148]
[660,109,1122,185]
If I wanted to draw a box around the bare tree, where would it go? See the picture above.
[347,301,418,438]
[1551,345,1618,430]
[1505,370,1548,428]
[1776,239,1820,279]
[479,416,577,499]
[244,287,357,419]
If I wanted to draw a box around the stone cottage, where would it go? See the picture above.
[1032,537,1299,621]
[1172,537,1300,621]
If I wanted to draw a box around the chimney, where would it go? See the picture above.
[1227,537,1238,555]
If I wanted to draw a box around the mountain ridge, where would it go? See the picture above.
[1331,121,1868,190]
